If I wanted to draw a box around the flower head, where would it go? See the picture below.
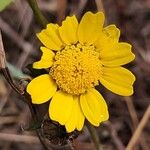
[27,12,135,132]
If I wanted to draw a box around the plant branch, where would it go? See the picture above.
[0,31,49,150]
[27,0,48,28]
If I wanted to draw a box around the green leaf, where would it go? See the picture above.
[0,0,14,12]
[7,62,29,79]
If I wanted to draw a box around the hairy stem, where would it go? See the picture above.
[86,122,103,150]
[27,0,48,28]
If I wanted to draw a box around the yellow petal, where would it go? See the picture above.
[49,91,74,125]
[27,74,57,104]
[95,25,120,50]
[100,67,136,96]
[33,47,55,69]
[78,11,104,45]
[103,25,120,42]
[100,43,135,66]
[65,96,85,132]
[80,88,109,126]
[37,23,63,50]
[59,15,78,45]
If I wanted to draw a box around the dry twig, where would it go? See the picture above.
[124,97,149,150]
[126,105,150,150]
[0,30,6,68]
[105,121,125,150]
[0,133,40,144]
[56,0,67,24]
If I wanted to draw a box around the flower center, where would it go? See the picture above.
[50,44,102,95]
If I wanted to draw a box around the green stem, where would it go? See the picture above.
[27,0,48,28]
[86,122,103,150]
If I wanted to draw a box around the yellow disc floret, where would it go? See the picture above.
[50,44,102,95]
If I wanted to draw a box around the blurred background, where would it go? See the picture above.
[0,0,150,150]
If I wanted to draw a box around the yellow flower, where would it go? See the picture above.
[27,12,135,132]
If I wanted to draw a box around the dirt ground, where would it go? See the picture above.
[0,0,150,150]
